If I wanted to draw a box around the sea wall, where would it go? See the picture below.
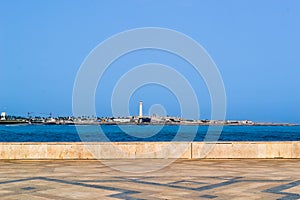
[0,142,299,159]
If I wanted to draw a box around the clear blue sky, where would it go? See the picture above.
[0,0,299,123]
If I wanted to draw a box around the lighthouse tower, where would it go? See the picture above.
[139,101,143,117]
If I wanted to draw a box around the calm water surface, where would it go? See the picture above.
[0,125,299,142]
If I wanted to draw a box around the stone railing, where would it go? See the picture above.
[0,142,299,159]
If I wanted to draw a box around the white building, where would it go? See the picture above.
[112,118,131,123]
[1,112,6,120]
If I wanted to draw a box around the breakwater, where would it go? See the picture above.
[0,142,299,159]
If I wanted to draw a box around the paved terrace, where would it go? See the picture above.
[0,159,299,199]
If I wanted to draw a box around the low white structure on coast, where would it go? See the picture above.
[1,112,6,120]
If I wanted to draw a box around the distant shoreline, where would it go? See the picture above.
[0,120,298,126]
[1,111,298,126]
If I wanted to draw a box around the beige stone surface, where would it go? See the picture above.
[0,142,300,159]
[0,159,299,199]
[192,142,259,159]
[87,142,191,159]
[292,142,300,158]
[194,142,248,159]
[192,142,299,159]
[264,142,292,158]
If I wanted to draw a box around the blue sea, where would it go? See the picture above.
[0,125,299,142]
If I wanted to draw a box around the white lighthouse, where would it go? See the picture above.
[139,101,143,117]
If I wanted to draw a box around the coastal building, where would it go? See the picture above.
[1,112,6,120]
[112,118,131,123]
[150,115,165,123]
[138,117,151,123]
[139,101,143,117]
